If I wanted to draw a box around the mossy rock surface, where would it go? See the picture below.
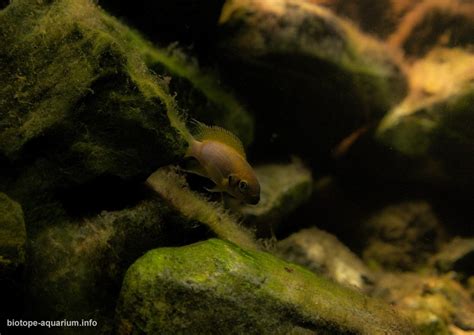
[0,0,253,234]
[29,194,210,334]
[217,0,407,164]
[146,167,258,250]
[117,238,415,335]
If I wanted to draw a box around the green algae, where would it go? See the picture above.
[146,167,258,250]
[117,238,415,335]
[0,0,255,235]
[29,195,202,334]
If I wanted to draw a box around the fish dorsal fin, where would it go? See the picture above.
[192,120,246,158]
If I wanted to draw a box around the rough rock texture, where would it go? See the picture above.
[276,227,373,291]
[0,0,255,332]
[217,0,407,164]
[29,196,187,334]
[116,239,415,335]
[373,273,474,334]
[138,46,255,146]
[29,167,260,333]
[147,167,258,250]
[361,201,445,271]
[430,237,474,278]
[376,48,474,186]
[0,0,253,233]
[234,160,312,234]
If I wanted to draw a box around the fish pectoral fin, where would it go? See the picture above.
[179,157,208,178]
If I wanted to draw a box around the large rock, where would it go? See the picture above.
[0,0,253,232]
[376,48,474,186]
[29,167,259,333]
[218,0,407,164]
[29,197,179,334]
[117,239,415,334]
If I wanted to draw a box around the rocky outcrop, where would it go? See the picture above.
[376,48,474,186]
[117,239,415,335]
[217,0,407,164]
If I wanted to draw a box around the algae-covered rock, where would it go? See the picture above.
[376,48,474,185]
[373,273,474,334]
[0,0,253,232]
[361,201,445,271]
[276,227,373,291]
[139,46,255,146]
[29,194,209,334]
[0,0,180,230]
[218,0,407,163]
[146,167,258,250]
[117,239,415,335]
[235,159,312,232]
[0,0,183,169]
[29,167,259,333]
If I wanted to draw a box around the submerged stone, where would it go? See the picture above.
[117,239,415,335]
[29,195,210,334]
[376,48,474,185]
[234,160,312,232]
[276,227,373,291]
[218,0,407,163]
[0,0,253,233]
[146,167,258,250]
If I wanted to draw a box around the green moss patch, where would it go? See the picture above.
[117,238,415,334]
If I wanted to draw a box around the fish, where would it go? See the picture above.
[183,121,260,205]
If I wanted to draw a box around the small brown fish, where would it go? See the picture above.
[184,121,260,205]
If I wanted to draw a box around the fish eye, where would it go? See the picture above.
[238,180,249,192]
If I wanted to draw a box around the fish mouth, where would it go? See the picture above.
[247,194,260,205]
